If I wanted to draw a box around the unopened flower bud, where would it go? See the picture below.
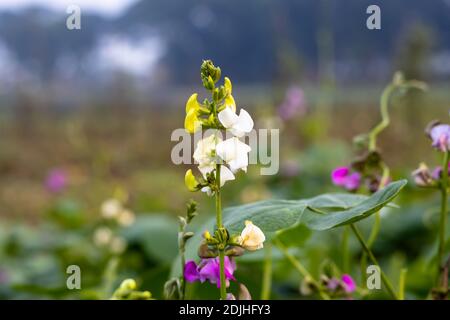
[197,242,218,258]
[238,283,252,300]
[412,163,434,187]
[225,245,245,257]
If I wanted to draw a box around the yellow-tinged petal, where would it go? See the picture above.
[224,77,232,94]
[184,169,199,192]
[184,108,201,133]
[185,93,200,113]
[239,220,265,251]
[225,94,236,113]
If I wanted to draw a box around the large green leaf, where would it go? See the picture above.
[170,180,406,276]
[301,180,407,230]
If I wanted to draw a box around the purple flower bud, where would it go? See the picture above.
[45,168,67,193]
[428,123,450,152]
[331,166,361,191]
[341,274,356,293]
[431,162,450,180]
[184,256,236,288]
[327,278,340,291]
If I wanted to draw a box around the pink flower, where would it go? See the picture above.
[341,274,356,293]
[45,168,67,193]
[184,257,236,288]
[428,123,450,152]
[331,167,361,191]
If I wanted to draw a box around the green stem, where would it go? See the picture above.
[180,236,186,299]
[261,243,273,300]
[437,151,449,286]
[368,84,394,151]
[398,268,407,300]
[274,238,330,300]
[360,164,387,283]
[350,224,398,300]
[215,163,227,300]
[341,227,350,273]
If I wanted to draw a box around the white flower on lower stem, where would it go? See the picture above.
[218,106,254,138]
[239,220,265,251]
[200,165,235,196]
[216,137,251,173]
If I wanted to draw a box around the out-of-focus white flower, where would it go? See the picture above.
[239,220,265,251]
[117,209,135,226]
[110,236,127,254]
[218,107,254,138]
[93,227,113,246]
[216,137,251,173]
[101,199,122,219]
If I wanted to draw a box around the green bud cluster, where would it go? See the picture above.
[198,227,243,258]
[201,60,221,90]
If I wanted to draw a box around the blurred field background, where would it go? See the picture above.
[0,0,449,299]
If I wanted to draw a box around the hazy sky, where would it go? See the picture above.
[0,0,139,16]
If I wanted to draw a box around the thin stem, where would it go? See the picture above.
[218,251,226,299]
[368,84,394,151]
[261,243,273,300]
[398,268,407,300]
[341,227,350,273]
[350,224,398,300]
[215,164,222,228]
[437,151,449,286]
[180,243,186,299]
[274,238,330,300]
[360,164,388,283]
[215,163,226,300]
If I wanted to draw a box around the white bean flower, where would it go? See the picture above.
[216,137,251,173]
[193,133,221,171]
[218,106,254,138]
[193,133,236,195]
[239,220,265,251]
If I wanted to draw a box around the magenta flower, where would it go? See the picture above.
[331,167,361,191]
[184,257,236,288]
[45,168,67,193]
[428,123,450,152]
[341,274,356,293]
[278,86,306,121]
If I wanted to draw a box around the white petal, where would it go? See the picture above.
[216,137,251,172]
[216,138,237,162]
[201,186,213,196]
[219,165,235,186]
[198,164,214,178]
[218,107,239,128]
[193,133,221,165]
[236,109,254,133]
[228,154,249,173]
